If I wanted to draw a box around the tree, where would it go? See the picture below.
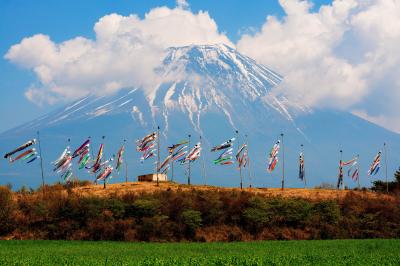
[394,168,400,184]
[371,167,400,193]
[181,209,202,238]
[0,186,15,235]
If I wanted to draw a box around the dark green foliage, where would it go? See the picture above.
[131,199,160,218]
[181,209,202,237]
[242,196,271,233]
[395,168,400,183]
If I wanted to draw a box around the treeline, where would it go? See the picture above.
[0,185,399,241]
[371,168,400,193]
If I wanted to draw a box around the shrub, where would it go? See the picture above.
[181,209,202,238]
[0,186,15,236]
[129,199,160,218]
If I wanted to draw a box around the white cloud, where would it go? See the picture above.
[352,109,400,133]
[237,0,400,132]
[5,5,232,104]
[176,0,189,10]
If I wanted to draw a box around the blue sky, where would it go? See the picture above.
[3,0,398,134]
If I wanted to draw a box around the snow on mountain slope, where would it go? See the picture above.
[8,44,302,135]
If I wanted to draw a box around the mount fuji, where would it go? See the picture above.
[1,44,399,189]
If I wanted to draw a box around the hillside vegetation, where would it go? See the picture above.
[0,182,399,241]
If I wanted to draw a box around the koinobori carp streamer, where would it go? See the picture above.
[53,146,74,183]
[137,131,158,163]
[115,145,125,173]
[3,139,36,159]
[368,151,381,176]
[211,138,235,166]
[267,140,280,173]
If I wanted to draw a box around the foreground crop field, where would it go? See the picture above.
[0,239,399,265]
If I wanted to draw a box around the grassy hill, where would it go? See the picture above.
[67,181,392,200]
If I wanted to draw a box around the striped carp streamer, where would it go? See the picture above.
[299,152,305,181]
[136,132,157,163]
[141,148,156,162]
[236,144,248,169]
[72,139,90,158]
[171,145,188,162]
[342,155,359,182]
[87,144,104,173]
[267,140,280,172]
[368,151,381,176]
[347,161,359,181]
[157,154,173,173]
[115,145,125,174]
[4,139,39,164]
[168,140,188,154]
[157,140,188,174]
[341,156,358,167]
[338,155,358,188]
[3,139,36,159]
[72,139,91,169]
[95,165,113,182]
[157,141,189,173]
[179,142,201,164]
[78,148,91,169]
[211,138,235,152]
[211,138,235,165]
[53,146,73,183]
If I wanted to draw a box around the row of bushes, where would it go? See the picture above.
[0,185,399,241]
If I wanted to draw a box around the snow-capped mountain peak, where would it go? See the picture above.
[12,44,299,134]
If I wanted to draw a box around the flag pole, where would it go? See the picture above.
[245,134,251,189]
[36,131,46,194]
[301,144,306,188]
[88,135,95,185]
[384,142,388,193]
[236,130,243,190]
[88,136,94,158]
[338,150,343,190]
[188,134,191,185]
[280,133,285,191]
[156,126,160,187]
[102,135,106,189]
[124,139,128,183]
[171,156,174,182]
[357,157,361,190]
[200,135,206,185]
[342,152,345,190]
[355,154,360,190]
[248,157,252,189]
[68,138,76,185]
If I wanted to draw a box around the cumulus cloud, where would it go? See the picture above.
[237,0,400,132]
[5,4,232,103]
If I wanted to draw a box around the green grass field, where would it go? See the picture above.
[0,239,399,265]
